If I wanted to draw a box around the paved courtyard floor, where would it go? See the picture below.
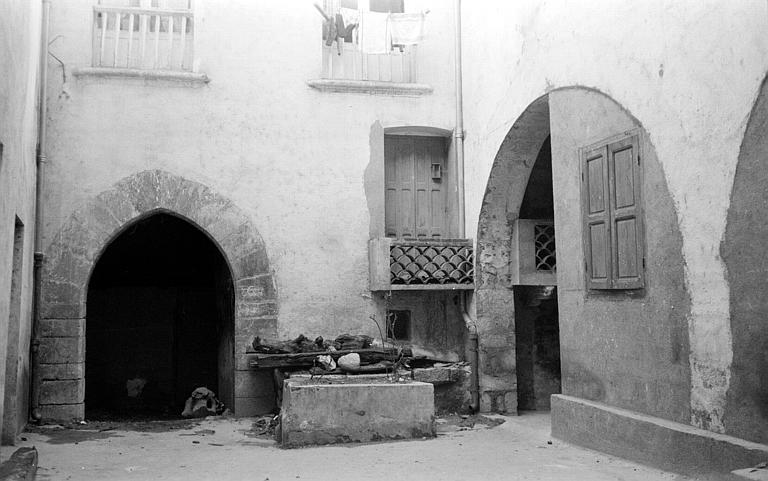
[3,412,696,481]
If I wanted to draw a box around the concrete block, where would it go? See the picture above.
[37,364,81,385]
[280,376,435,447]
[40,379,85,404]
[413,367,462,385]
[37,337,84,364]
[234,369,274,399]
[40,318,84,338]
[551,394,768,479]
[38,363,84,381]
[234,396,277,417]
[235,275,277,302]
[39,403,84,422]
[235,300,278,319]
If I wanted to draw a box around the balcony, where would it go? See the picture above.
[73,4,208,83]
[510,219,557,286]
[369,238,474,291]
[307,7,432,96]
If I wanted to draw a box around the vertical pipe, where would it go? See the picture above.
[31,0,51,421]
[454,0,465,237]
[453,0,480,413]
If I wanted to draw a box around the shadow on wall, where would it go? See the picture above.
[722,74,768,444]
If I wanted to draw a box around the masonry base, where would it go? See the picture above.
[551,394,768,480]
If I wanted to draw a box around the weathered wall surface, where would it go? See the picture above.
[0,0,41,445]
[42,1,457,416]
[549,89,691,423]
[44,0,455,345]
[722,77,768,444]
[462,0,768,433]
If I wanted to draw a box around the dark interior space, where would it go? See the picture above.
[86,213,234,419]
[515,286,561,411]
[519,136,553,220]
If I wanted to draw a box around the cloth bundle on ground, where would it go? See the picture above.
[252,334,328,354]
[333,333,373,350]
[181,387,224,418]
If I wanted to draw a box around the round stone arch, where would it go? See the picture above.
[475,88,690,418]
[36,169,278,420]
[474,94,551,413]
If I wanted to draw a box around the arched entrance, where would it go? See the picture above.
[86,213,234,419]
[476,89,690,421]
[37,170,278,420]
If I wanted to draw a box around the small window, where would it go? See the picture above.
[386,310,410,340]
[581,133,645,290]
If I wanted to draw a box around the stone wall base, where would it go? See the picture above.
[551,394,768,479]
[39,403,84,421]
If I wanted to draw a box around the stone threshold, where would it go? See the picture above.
[551,394,768,480]
[306,78,432,96]
[72,67,209,84]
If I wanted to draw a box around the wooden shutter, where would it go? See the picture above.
[582,144,612,289]
[385,135,445,239]
[581,133,645,290]
[608,135,644,289]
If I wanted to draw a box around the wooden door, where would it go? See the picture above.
[385,135,446,238]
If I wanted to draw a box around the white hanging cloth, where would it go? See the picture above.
[360,10,390,54]
[389,12,425,46]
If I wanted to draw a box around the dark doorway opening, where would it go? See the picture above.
[514,286,561,410]
[515,135,562,411]
[86,213,234,420]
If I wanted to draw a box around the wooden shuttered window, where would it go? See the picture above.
[581,134,644,290]
[384,135,446,239]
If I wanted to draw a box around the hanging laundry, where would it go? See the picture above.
[389,12,425,46]
[339,7,359,43]
[339,7,359,29]
[360,10,390,54]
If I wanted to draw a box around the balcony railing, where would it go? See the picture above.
[322,43,418,84]
[369,238,475,291]
[91,5,193,71]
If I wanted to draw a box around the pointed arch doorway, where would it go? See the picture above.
[85,213,234,418]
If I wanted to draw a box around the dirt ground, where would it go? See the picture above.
[3,412,694,481]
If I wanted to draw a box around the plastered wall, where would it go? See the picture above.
[549,88,691,423]
[0,0,41,444]
[462,0,768,433]
[44,0,456,345]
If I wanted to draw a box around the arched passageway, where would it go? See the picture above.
[86,213,234,418]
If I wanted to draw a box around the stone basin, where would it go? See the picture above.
[279,374,435,447]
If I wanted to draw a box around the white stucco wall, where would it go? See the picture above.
[461,0,768,432]
[0,0,41,445]
[44,0,456,340]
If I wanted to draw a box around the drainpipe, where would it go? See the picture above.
[30,0,51,421]
[453,0,480,413]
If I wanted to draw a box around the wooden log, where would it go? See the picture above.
[247,347,412,369]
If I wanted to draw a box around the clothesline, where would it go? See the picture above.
[317,4,427,56]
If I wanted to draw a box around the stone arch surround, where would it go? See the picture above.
[37,170,278,420]
[475,94,550,413]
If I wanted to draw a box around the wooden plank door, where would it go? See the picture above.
[385,135,446,238]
